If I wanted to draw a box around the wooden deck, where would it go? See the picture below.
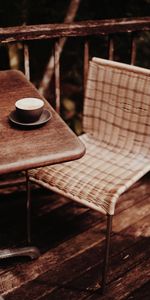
[0,173,150,300]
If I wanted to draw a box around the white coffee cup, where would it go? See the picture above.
[15,97,44,123]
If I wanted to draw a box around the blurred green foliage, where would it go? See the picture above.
[0,0,150,134]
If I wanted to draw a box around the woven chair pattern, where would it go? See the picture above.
[29,58,150,215]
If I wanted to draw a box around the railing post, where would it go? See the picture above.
[84,39,89,93]
[54,40,61,114]
[108,35,114,60]
[131,33,137,65]
[24,43,30,81]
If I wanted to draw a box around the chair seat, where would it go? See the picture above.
[29,133,150,215]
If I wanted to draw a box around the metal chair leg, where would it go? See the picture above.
[25,171,40,259]
[101,214,113,294]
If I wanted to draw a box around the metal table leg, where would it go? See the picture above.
[0,171,40,260]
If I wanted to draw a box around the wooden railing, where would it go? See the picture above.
[0,17,150,114]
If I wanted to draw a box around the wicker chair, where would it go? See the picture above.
[28,57,150,293]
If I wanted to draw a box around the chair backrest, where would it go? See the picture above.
[83,57,150,153]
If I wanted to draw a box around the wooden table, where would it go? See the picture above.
[0,70,85,260]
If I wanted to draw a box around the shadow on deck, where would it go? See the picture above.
[0,173,150,300]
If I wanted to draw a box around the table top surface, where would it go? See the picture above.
[0,70,85,175]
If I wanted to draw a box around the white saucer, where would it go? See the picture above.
[9,109,52,127]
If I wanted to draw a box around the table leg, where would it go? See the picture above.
[26,170,31,244]
[0,171,40,260]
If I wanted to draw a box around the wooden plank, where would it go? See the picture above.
[125,281,150,300]
[0,175,149,297]
[0,191,149,296]
[0,17,150,44]
[2,214,149,299]
[86,259,150,300]
[1,175,148,252]
[51,216,150,290]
